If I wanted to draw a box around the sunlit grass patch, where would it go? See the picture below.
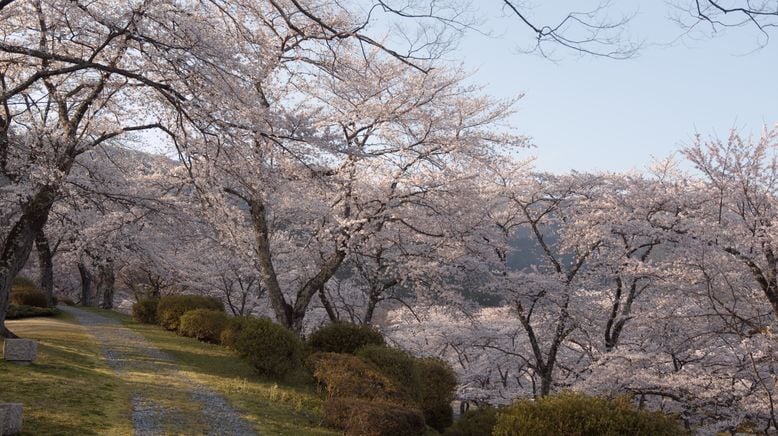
[89,308,337,435]
[0,314,133,436]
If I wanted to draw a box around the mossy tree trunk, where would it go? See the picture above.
[0,186,58,338]
[78,263,95,307]
[35,230,55,307]
[98,261,115,309]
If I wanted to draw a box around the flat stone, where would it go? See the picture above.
[2,339,37,363]
[0,403,23,435]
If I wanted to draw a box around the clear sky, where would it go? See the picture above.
[451,1,778,173]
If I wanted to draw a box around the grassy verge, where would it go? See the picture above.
[87,308,337,436]
[0,313,133,435]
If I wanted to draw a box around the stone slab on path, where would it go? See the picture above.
[59,306,256,436]
[2,339,37,363]
[0,403,23,435]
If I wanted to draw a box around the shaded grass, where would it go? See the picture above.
[0,313,133,435]
[87,308,337,435]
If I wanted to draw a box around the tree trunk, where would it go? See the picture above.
[78,263,94,307]
[98,261,115,309]
[249,196,347,334]
[363,292,379,325]
[35,230,54,307]
[539,370,553,397]
[318,286,339,322]
[0,186,58,338]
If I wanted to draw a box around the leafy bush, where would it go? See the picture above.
[156,295,224,331]
[307,322,385,354]
[356,345,457,432]
[132,299,159,324]
[10,277,48,308]
[60,296,76,306]
[178,309,229,343]
[6,304,59,319]
[414,357,458,432]
[309,352,411,404]
[356,345,416,389]
[220,316,251,349]
[232,317,303,378]
[443,406,498,436]
[11,276,37,292]
[11,290,49,308]
[323,397,426,436]
[493,392,683,436]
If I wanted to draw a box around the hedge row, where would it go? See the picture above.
[131,296,304,378]
[11,276,49,308]
[127,299,683,435]
[6,304,59,320]
[307,324,458,435]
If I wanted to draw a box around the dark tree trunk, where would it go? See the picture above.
[248,197,346,334]
[0,186,58,338]
[78,263,94,307]
[98,261,115,309]
[363,287,383,325]
[35,230,54,307]
[318,286,339,322]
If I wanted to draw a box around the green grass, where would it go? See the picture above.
[0,313,133,435]
[85,308,337,435]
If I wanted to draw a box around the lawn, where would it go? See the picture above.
[1,309,337,435]
[0,313,133,435]
[81,308,337,436]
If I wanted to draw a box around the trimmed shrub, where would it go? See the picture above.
[356,345,458,432]
[132,299,159,324]
[493,392,683,436]
[11,277,48,308]
[11,276,37,292]
[414,357,458,432]
[307,322,385,354]
[10,290,48,308]
[220,316,251,349]
[232,317,303,378]
[443,406,499,436]
[323,397,426,436]
[156,295,224,331]
[309,352,412,404]
[356,345,416,389]
[178,309,229,343]
[6,304,59,319]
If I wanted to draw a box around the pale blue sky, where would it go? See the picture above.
[452,2,778,173]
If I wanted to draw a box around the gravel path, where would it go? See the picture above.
[60,306,256,436]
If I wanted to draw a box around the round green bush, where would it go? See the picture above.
[156,295,224,331]
[11,290,48,308]
[355,345,458,432]
[307,322,385,354]
[413,357,458,432]
[356,345,417,388]
[443,406,498,436]
[323,397,426,436]
[6,304,59,319]
[11,276,38,292]
[493,392,683,436]
[233,317,303,378]
[10,277,48,308]
[220,316,251,349]
[132,299,159,324]
[309,352,412,404]
[178,309,230,343]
